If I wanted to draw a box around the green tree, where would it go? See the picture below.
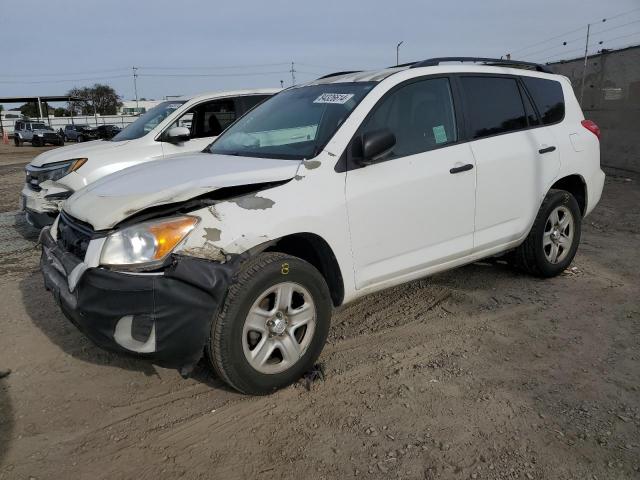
[67,84,122,115]
[53,107,68,117]
[20,102,50,118]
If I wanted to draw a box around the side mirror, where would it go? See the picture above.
[359,129,396,165]
[165,126,191,144]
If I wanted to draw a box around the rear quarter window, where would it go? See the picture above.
[521,77,565,125]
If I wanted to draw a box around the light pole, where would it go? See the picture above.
[396,41,404,66]
[132,66,139,111]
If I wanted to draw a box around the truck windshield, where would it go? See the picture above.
[112,101,186,141]
[209,82,375,160]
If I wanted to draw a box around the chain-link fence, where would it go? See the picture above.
[549,45,640,172]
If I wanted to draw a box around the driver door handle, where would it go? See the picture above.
[538,146,556,154]
[450,163,474,174]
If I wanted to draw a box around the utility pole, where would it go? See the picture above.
[280,80,284,88]
[290,62,296,86]
[579,24,591,107]
[396,41,404,66]
[132,66,139,111]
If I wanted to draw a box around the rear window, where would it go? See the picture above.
[460,76,528,139]
[521,77,565,125]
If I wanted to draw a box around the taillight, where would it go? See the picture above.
[581,119,601,140]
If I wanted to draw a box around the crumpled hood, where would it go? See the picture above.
[30,139,131,167]
[65,153,301,230]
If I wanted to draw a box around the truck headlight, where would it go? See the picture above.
[100,216,199,267]
[28,158,88,183]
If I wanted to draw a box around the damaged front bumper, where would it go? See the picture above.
[39,227,237,375]
[21,185,60,228]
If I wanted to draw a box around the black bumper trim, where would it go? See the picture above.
[40,228,240,372]
[25,208,57,229]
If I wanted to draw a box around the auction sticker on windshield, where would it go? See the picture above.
[313,93,355,104]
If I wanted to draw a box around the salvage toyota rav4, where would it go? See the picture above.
[40,58,604,395]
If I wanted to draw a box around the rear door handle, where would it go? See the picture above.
[538,146,556,154]
[450,163,474,174]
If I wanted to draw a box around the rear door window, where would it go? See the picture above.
[521,77,565,125]
[460,76,528,139]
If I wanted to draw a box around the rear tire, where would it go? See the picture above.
[14,136,21,147]
[207,252,332,395]
[512,189,581,277]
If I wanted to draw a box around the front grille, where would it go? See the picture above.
[57,212,95,260]
[44,132,58,141]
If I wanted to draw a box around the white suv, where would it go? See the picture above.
[21,89,278,227]
[39,58,604,395]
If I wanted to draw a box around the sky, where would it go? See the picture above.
[2,0,640,105]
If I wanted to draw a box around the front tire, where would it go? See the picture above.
[77,135,84,143]
[207,252,332,395]
[512,189,582,277]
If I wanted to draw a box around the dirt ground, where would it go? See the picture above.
[0,143,638,480]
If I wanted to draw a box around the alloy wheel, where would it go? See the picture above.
[242,282,316,374]
[543,206,574,264]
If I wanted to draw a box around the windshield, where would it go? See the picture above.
[32,123,47,129]
[112,100,186,141]
[209,83,375,160]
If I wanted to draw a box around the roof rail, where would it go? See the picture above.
[316,70,362,80]
[410,57,552,73]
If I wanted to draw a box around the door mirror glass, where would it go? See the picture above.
[165,126,191,144]
[360,128,396,164]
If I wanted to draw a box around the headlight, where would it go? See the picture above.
[100,216,199,267]
[28,158,88,183]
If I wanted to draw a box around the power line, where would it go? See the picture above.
[596,5,640,23]
[0,67,130,78]
[510,25,587,56]
[509,6,640,56]
[535,35,640,64]
[138,70,290,78]
[533,28,640,63]
[590,17,640,36]
[137,62,290,70]
[520,33,589,60]
[597,30,640,44]
[0,62,293,79]
[0,74,131,85]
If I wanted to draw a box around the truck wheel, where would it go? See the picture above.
[512,189,582,278]
[207,252,332,395]
[32,137,41,147]
[14,136,21,147]
[77,135,84,143]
